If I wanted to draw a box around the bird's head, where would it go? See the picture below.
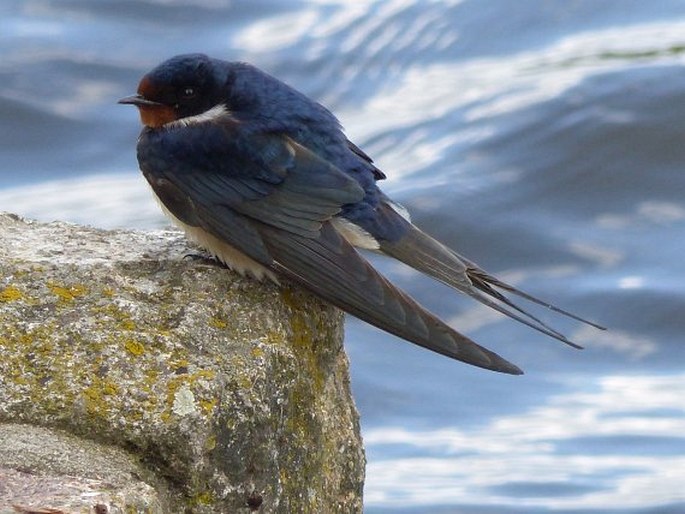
[119,53,223,127]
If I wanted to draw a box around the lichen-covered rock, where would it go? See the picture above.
[0,213,365,513]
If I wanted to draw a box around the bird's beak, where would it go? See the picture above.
[117,94,162,107]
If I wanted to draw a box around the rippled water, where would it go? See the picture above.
[2,1,684,512]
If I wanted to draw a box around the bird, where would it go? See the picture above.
[119,53,604,375]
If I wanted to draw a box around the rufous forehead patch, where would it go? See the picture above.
[137,75,157,97]
[136,75,178,127]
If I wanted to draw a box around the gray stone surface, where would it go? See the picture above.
[0,213,365,513]
[0,423,169,513]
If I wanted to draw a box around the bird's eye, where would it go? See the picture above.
[181,87,196,98]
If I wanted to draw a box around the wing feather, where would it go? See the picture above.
[260,222,522,374]
[138,119,524,374]
[139,120,364,239]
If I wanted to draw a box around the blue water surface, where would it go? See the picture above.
[1,1,684,512]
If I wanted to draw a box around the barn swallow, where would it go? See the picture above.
[119,53,604,375]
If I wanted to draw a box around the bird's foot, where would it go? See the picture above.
[183,251,228,269]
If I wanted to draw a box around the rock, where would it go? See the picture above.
[0,213,365,513]
[0,423,169,513]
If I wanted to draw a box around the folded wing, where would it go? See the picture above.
[138,119,523,374]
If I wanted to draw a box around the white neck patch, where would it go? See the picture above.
[166,103,230,129]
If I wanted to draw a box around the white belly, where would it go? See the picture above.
[153,190,277,282]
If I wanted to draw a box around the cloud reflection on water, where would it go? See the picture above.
[364,373,685,510]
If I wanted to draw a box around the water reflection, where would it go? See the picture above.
[597,201,685,229]
[572,325,657,360]
[0,174,162,229]
[337,20,685,194]
[365,373,685,510]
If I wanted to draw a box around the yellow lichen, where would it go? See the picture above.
[274,287,340,509]
[280,287,325,391]
[119,318,137,331]
[124,339,145,356]
[204,434,217,451]
[192,491,215,506]
[82,385,107,416]
[209,316,228,329]
[236,373,253,390]
[102,381,120,395]
[194,370,216,382]
[171,359,190,371]
[0,285,22,302]
[200,398,217,415]
[48,281,87,304]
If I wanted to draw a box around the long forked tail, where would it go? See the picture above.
[379,222,605,349]
[259,222,523,375]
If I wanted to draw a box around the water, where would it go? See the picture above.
[2,1,684,512]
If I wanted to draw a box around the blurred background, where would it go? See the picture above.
[2,1,685,512]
